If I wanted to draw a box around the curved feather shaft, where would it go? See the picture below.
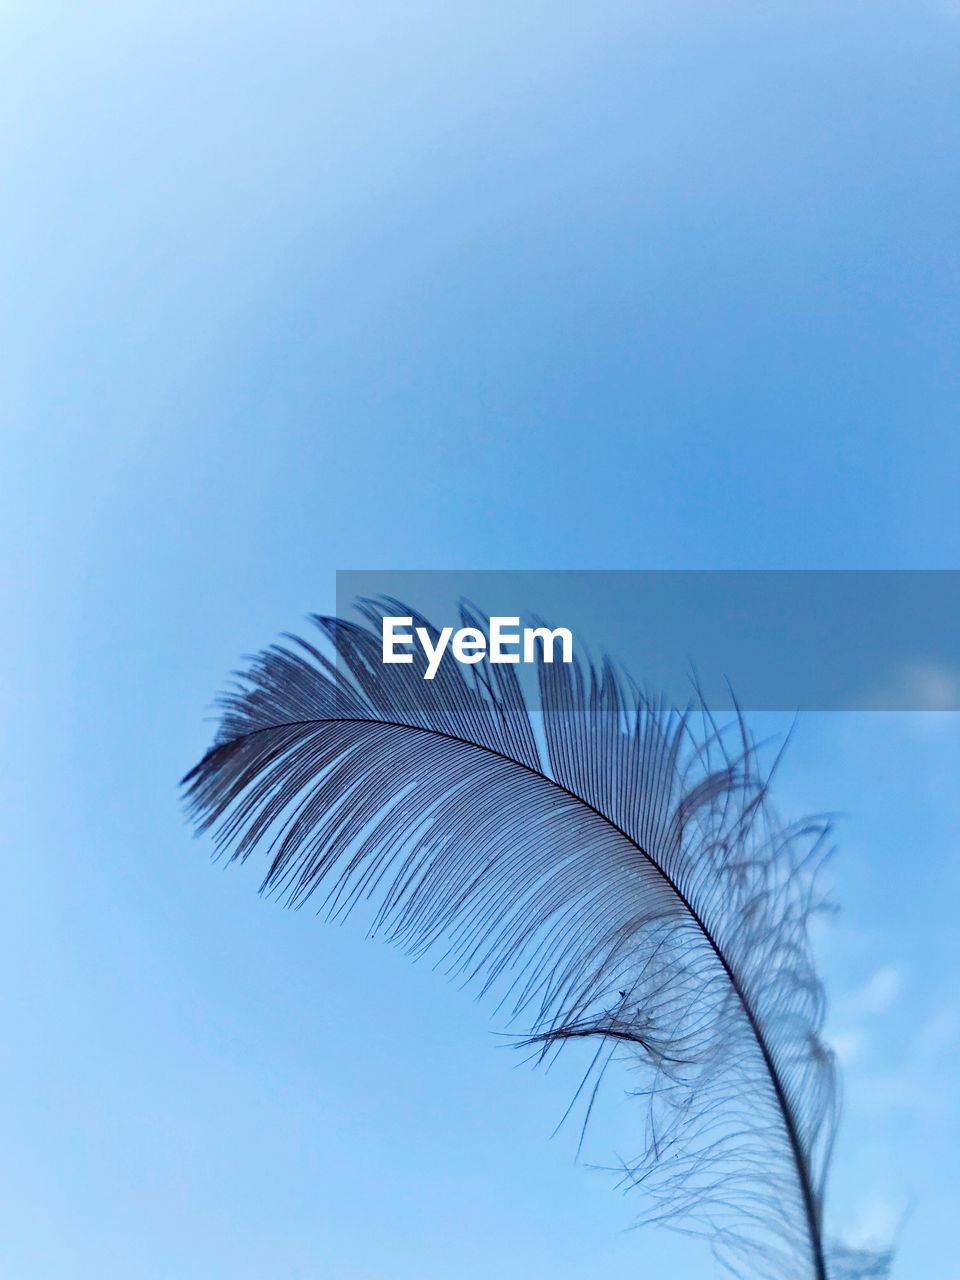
[182,600,887,1280]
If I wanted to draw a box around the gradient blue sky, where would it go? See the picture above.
[2,3,959,1277]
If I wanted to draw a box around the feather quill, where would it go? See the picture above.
[182,598,889,1280]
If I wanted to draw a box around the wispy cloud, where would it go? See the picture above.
[855,1004,960,1123]
[827,965,904,1066]
[852,966,903,1017]
[844,1197,904,1251]
[830,1029,866,1067]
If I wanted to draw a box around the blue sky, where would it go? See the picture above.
[2,2,958,1277]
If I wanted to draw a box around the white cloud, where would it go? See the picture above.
[860,661,960,714]
[852,1003,960,1123]
[854,966,903,1017]
[826,967,903,1074]
[830,1029,865,1067]
[844,1197,902,1251]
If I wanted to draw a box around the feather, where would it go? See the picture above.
[182,597,890,1280]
